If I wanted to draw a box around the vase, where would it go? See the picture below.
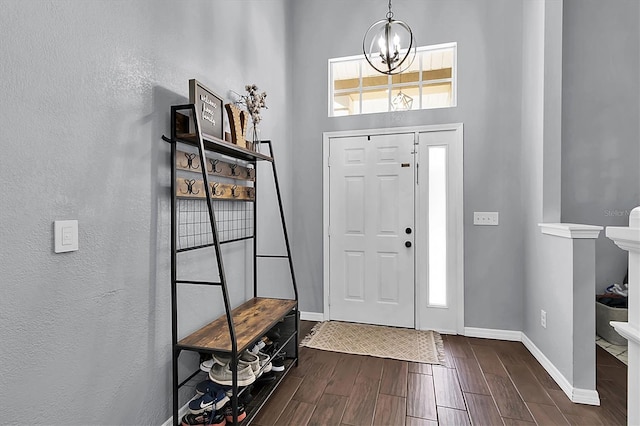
[248,124,261,153]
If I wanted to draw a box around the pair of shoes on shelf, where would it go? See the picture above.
[213,351,261,376]
[188,385,229,414]
[208,349,274,386]
[181,410,226,426]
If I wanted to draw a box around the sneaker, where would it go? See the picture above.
[188,388,230,414]
[254,372,276,386]
[195,380,230,397]
[199,358,214,372]
[212,351,260,375]
[266,327,281,342]
[248,340,265,354]
[209,363,255,386]
[271,353,286,372]
[256,351,272,373]
[240,351,260,375]
[263,341,281,358]
[181,411,226,426]
[223,402,247,423]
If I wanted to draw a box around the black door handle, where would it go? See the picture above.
[405,241,412,248]
[405,227,412,234]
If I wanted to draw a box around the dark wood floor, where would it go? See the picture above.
[252,321,627,426]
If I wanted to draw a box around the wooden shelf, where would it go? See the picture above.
[178,297,297,353]
[175,132,273,162]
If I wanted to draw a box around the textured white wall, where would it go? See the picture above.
[0,0,291,424]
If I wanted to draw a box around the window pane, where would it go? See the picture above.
[332,61,360,90]
[428,145,447,306]
[333,93,357,116]
[422,82,452,109]
[422,48,453,71]
[361,89,389,114]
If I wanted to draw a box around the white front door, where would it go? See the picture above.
[328,133,415,328]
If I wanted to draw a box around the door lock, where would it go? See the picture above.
[405,227,412,234]
[405,241,412,248]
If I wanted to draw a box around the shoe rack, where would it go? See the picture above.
[163,104,299,425]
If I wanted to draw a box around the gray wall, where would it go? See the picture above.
[521,0,572,379]
[561,0,640,292]
[290,0,526,331]
[0,1,292,424]
[522,0,638,391]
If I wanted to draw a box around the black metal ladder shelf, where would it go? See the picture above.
[163,104,299,425]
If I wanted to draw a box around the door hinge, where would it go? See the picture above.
[327,156,331,167]
[416,162,419,184]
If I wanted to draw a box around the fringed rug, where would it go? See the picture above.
[300,321,445,365]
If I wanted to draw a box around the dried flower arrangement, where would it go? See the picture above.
[241,84,267,127]
[231,84,267,151]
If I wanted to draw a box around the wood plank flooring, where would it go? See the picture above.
[252,321,627,425]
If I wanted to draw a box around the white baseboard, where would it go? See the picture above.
[161,401,190,426]
[521,333,600,406]
[300,311,325,322]
[464,327,523,341]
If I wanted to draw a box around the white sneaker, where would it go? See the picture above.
[208,363,256,386]
[200,358,214,372]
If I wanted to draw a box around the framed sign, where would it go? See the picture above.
[189,79,223,140]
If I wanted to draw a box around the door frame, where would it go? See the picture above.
[323,123,464,334]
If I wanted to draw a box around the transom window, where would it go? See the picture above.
[329,43,457,117]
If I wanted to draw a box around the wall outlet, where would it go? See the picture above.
[473,212,499,226]
[540,309,547,328]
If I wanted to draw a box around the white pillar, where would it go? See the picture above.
[606,206,640,426]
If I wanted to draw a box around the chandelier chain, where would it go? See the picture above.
[386,0,393,19]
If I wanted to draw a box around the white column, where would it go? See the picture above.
[606,207,640,426]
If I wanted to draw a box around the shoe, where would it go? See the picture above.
[213,351,260,376]
[188,388,230,414]
[248,340,266,354]
[240,351,260,375]
[256,351,272,373]
[209,363,255,386]
[181,411,226,426]
[195,379,230,397]
[200,358,214,372]
[263,341,281,358]
[271,353,286,372]
[266,327,281,341]
[254,372,276,385]
[223,402,247,423]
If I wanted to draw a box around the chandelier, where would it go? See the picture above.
[362,0,416,75]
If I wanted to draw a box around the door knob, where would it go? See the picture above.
[405,227,412,234]
[405,241,412,248]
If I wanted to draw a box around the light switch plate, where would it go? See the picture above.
[473,212,499,226]
[54,220,78,253]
